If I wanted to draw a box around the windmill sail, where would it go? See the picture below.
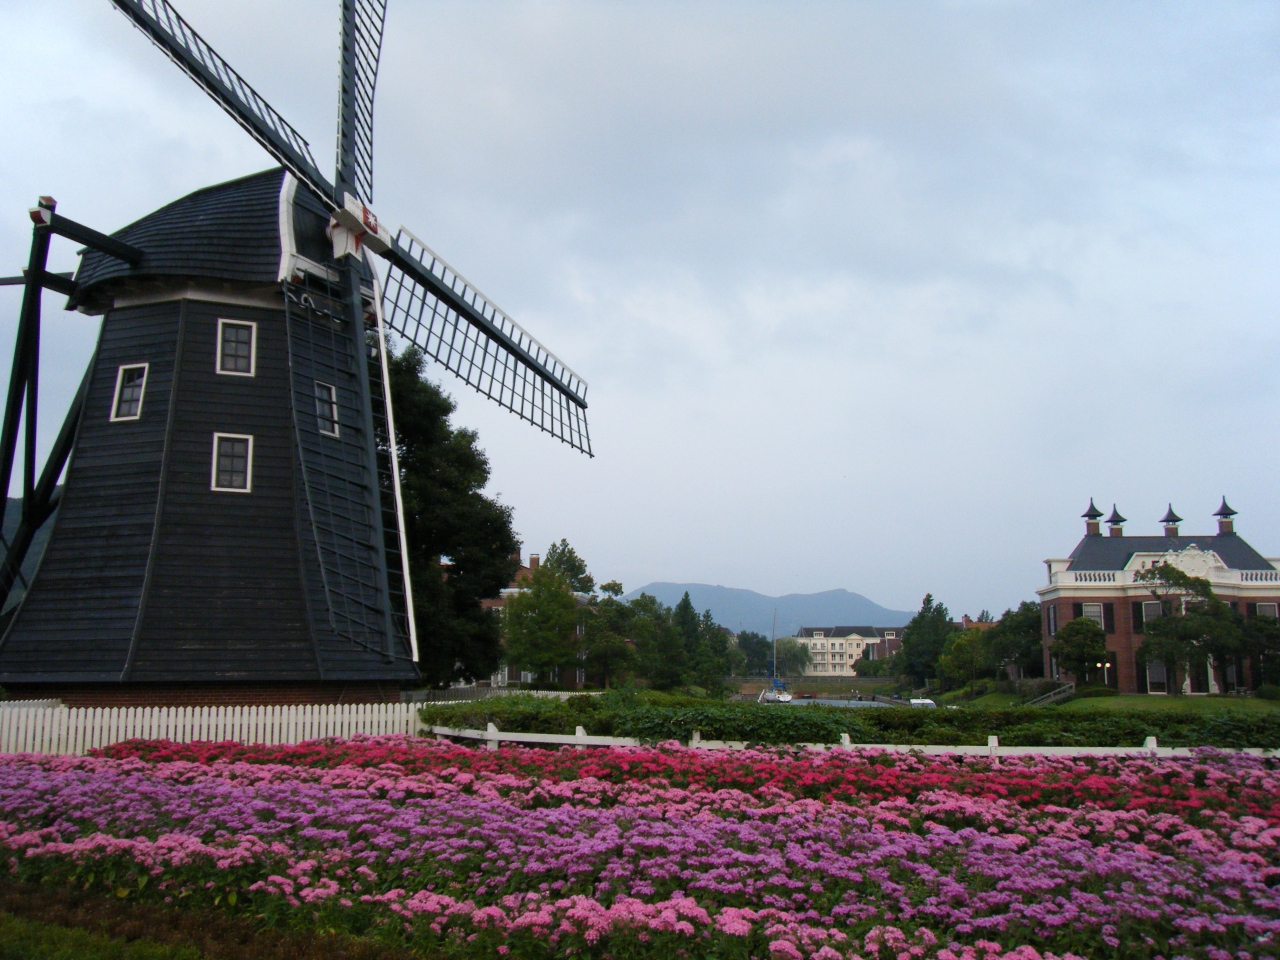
[382,230,592,455]
[109,0,336,205]
[336,0,386,203]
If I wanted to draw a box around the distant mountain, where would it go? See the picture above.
[623,583,912,637]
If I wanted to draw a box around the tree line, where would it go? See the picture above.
[502,540,743,690]
[862,594,1046,691]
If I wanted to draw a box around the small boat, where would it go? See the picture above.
[758,678,793,704]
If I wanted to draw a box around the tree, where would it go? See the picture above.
[583,590,635,689]
[736,632,773,676]
[1050,617,1107,684]
[630,593,685,689]
[389,344,520,687]
[502,565,582,685]
[544,539,594,594]
[985,601,1045,678]
[1137,563,1241,694]
[900,594,956,685]
[936,628,987,691]
[773,637,812,677]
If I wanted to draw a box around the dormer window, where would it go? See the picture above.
[217,319,256,376]
[813,631,825,639]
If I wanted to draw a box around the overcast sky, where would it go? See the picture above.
[1,1,1278,619]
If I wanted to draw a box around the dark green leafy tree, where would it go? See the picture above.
[985,601,1046,678]
[389,344,519,687]
[583,587,635,688]
[1137,563,1242,694]
[630,593,685,689]
[544,539,595,594]
[1050,617,1107,684]
[900,594,956,685]
[936,627,988,691]
[736,632,773,676]
[1243,613,1280,687]
[502,564,582,685]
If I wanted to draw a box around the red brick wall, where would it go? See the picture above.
[1042,594,1280,693]
[1,682,403,708]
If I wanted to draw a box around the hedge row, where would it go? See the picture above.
[419,694,1280,748]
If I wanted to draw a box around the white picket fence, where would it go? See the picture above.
[0,702,422,756]
[430,724,1280,759]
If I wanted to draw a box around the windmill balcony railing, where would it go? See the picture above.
[1048,568,1280,587]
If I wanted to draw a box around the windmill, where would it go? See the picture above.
[0,0,591,704]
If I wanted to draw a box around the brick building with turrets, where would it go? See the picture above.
[1038,499,1280,694]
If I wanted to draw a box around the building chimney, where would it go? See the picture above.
[1106,505,1126,537]
[1161,504,1182,538]
[1082,498,1103,536]
[1214,497,1237,535]
[529,554,540,570]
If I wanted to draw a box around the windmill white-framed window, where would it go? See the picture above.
[314,381,339,437]
[216,319,256,376]
[109,363,148,421]
[210,433,253,493]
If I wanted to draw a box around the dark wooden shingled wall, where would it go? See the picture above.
[0,303,179,680]
[130,300,320,681]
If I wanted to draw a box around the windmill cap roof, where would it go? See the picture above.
[1106,506,1126,524]
[1161,504,1183,524]
[1215,497,1238,518]
[1082,499,1104,520]
[69,168,347,314]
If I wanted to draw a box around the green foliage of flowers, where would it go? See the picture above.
[420,692,1280,747]
[0,912,201,960]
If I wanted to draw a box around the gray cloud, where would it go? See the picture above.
[1,1,1278,618]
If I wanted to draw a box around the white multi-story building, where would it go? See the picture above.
[792,626,903,676]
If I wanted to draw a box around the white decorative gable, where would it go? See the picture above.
[1157,544,1229,579]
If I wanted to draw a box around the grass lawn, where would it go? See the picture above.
[0,912,200,960]
[1056,694,1280,714]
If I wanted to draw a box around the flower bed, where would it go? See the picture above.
[2,737,1279,959]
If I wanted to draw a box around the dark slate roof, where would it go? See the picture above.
[797,626,885,638]
[1067,533,1276,571]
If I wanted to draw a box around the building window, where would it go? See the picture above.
[1259,603,1279,620]
[217,319,256,376]
[813,631,824,639]
[1146,660,1168,694]
[1081,603,1105,627]
[211,433,253,492]
[1142,601,1162,625]
[110,363,148,421]
[1047,605,1058,636]
[314,381,339,437]
[885,631,896,639]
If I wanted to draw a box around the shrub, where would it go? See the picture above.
[1256,685,1280,701]
[419,694,1280,748]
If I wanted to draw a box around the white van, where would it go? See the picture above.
[909,698,937,709]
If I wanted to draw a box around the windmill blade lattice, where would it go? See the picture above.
[336,0,386,204]
[110,0,335,204]
[382,230,592,456]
